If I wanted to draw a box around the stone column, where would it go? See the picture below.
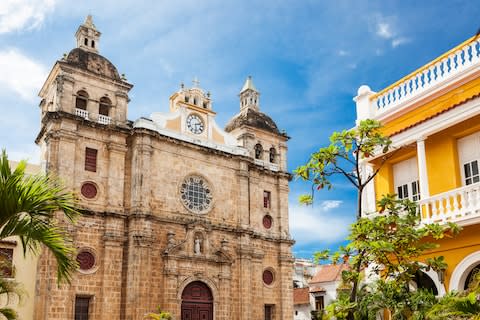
[362,163,377,213]
[237,236,252,320]
[237,161,250,227]
[417,138,430,198]
[107,142,127,213]
[99,216,126,318]
[278,248,294,320]
[277,176,290,237]
[124,217,154,319]
[130,135,153,213]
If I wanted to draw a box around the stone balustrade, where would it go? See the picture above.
[75,108,89,120]
[98,114,112,125]
[420,182,480,226]
[370,36,480,117]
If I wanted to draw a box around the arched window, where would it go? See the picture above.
[185,96,190,103]
[193,97,198,105]
[464,264,480,290]
[99,97,111,116]
[254,143,263,160]
[412,271,438,295]
[269,147,276,163]
[84,38,88,46]
[91,40,95,48]
[75,90,89,110]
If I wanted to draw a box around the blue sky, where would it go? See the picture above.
[1,0,479,259]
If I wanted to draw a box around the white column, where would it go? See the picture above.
[361,162,376,214]
[417,138,430,198]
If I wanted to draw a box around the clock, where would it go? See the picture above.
[186,114,204,134]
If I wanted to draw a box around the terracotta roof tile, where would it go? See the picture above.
[293,287,311,305]
[309,264,348,283]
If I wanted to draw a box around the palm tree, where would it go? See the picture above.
[0,150,79,283]
[426,272,480,320]
[144,306,172,319]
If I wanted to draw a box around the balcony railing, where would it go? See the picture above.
[419,182,480,226]
[75,108,89,120]
[370,35,480,117]
[98,114,112,125]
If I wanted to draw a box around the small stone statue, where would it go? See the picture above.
[221,238,228,251]
[194,237,202,254]
[167,231,176,248]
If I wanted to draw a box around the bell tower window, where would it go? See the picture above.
[76,90,88,110]
[254,143,263,160]
[84,38,88,46]
[91,40,95,48]
[269,147,276,163]
[99,97,111,116]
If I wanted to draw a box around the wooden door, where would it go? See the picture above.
[181,281,213,320]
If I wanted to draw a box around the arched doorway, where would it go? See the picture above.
[181,281,213,320]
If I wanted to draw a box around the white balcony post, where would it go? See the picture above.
[417,138,430,198]
[353,85,375,125]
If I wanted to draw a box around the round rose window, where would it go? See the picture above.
[81,182,97,199]
[76,251,95,271]
[263,269,274,285]
[180,176,213,213]
[263,215,273,229]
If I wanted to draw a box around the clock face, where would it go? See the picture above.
[186,114,204,134]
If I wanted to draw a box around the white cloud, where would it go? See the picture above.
[376,22,393,39]
[321,200,342,211]
[289,203,353,244]
[391,37,410,48]
[0,48,48,101]
[338,50,349,56]
[0,0,55,34]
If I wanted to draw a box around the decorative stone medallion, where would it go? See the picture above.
[180,175,213,213]
[263,269,274,285]
[76,250,95,271]
[263,215,273,229]
[81,182,97,199]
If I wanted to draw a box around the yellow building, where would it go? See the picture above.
[354,35,480,294]
[0,161,41,320]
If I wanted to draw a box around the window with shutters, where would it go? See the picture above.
[75,296,91,320]
[393,157,420,201]
[315,296,325,311]
[458,132,480,186]
[0,248,13,278]
[85,148,97,172]
[263,191,271,208]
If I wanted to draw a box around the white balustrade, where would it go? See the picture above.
[75,108,89,119]
[98,114,112,125]
[370,37,480,115]
[419,182,480,225]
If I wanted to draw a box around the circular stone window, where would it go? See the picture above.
[180,175,213,213]
[81,182,97,199]
[263,215,273,229]
[263,269,275,286]
[76,250,95,271]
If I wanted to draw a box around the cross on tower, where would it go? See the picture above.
[192,77,200,88]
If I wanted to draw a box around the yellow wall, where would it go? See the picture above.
[420,224,480,291]
[374,114,480,201]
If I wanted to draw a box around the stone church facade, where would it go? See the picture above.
[33,16,294,320]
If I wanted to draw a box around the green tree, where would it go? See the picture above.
[318,197,459,320]
[295,119,392,219]
[295,120,460,320]
[0,150,78,283]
